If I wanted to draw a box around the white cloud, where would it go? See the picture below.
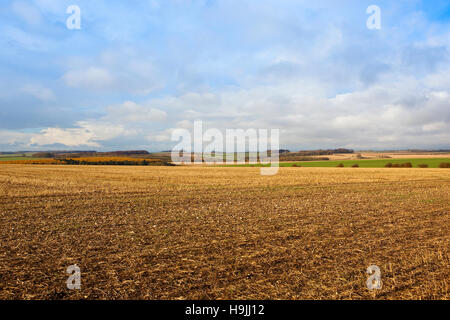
[2,1,450,151]
[0,130,32,145]
[63,67,115,91]
[62,49,164,94]
[32,0,65,14]
[147,128,174,142]
[30,127,99,147]
[17,99,167,148]
[11,69,450,150]
[105,101,167,123]
[139,72,450,150]
[29,121,132,147]
[422,122,448,133]
[1,26,49,51]
[12,1,42,25]
[425,68,450,91]
[20,84,55,101]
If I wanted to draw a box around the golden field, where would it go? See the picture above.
[0,157,165,165]
[0,165,448,299]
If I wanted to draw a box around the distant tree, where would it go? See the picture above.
[32,152,55,158]
[401,162,413,168]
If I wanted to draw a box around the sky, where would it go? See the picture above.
[0,0,449,151]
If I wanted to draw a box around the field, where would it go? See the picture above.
[234,158,450,168]
[0,157,39,161]
[0,157,171,166]
[0,165,448,299]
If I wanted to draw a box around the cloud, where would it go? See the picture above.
[138,70,450,150]
[147,128,174,143]
[105,101,167,123]
[62,49,164,94]
[1,1,450,151]
[0,98,168,149]
[32,0,66,14]
[1,26,49,51]
[0,130,32,145]
[63,67,115,91]
[12,1,42,25]
[29,121,132,147]
[20,84,55,101]
[30,127,100,147]
[402,45,449,73]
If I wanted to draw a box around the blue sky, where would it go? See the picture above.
[0,0,449,151]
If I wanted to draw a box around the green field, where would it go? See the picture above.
[230,158,450,168]
[0,154,38,161]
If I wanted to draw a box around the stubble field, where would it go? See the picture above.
[0,165,448,299]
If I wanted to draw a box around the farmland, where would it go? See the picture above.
[0,154,38,161]
[0,165,448,299]
[233,158,450,168]
[0,157,172,166]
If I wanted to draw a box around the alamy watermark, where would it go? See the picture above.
[64,5,381,32]
[366,265,382,290]
[66,264,81,290]
[171,121,280,175]
[66,5,81,30]
[366,5,381,30]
